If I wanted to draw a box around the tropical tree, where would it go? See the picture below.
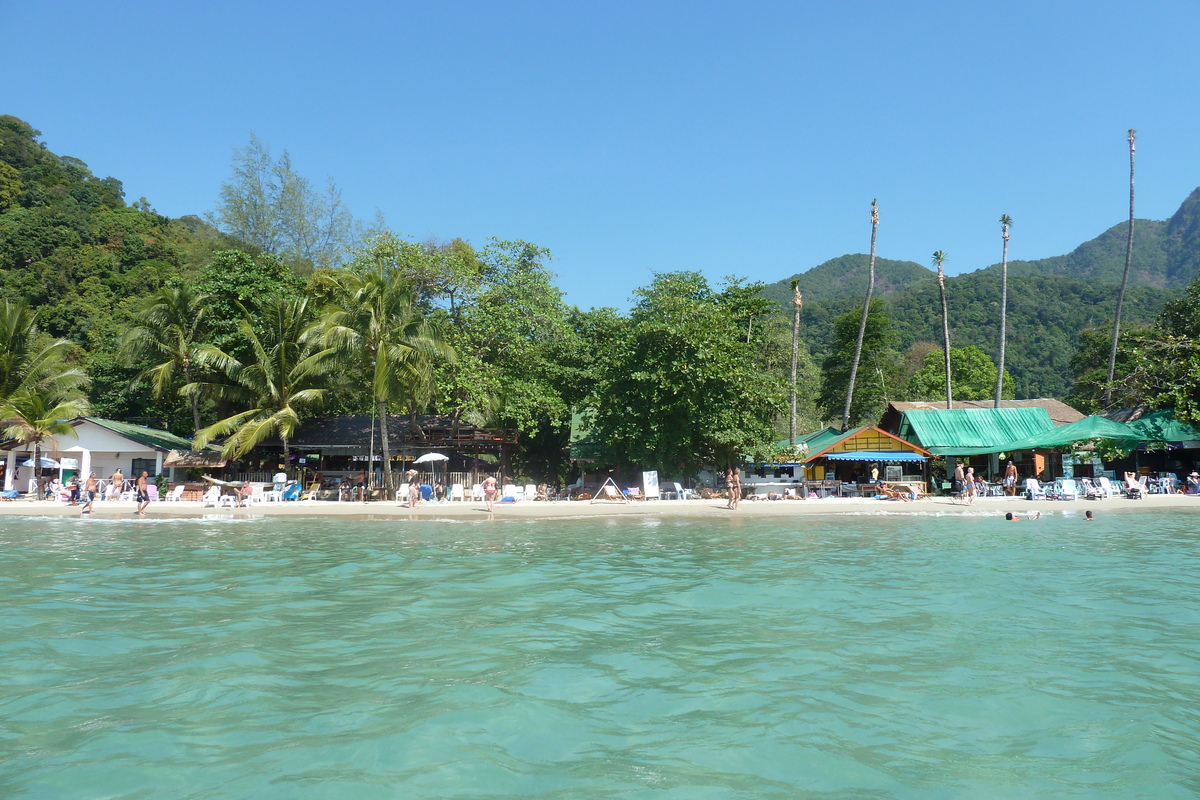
[932,250,953,408]
[187,295,338,465]
[1105,129,1137,407]
[0,298,87,403]
[908,346,1014,401]
[322,235,454,496]
[818,299,900,427]
[994,214,1012,406]
[843,199,879,431]
[119,285,211,436]
[789,279,802,446]
[2,389,91,499]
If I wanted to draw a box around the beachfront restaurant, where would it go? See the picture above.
[1102,408,1200,488]
[745,425,930,498]
[247,414,516,496]
[886,406,1069,489]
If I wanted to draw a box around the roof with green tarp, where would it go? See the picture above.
[896,408,1058,456]
[82,417,198,451]
[1124,410,1200,444]
[972,415,1151,454]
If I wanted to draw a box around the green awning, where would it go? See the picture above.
[1125,410,1200,444]
[981,415,1150,454]
[898,408,1058,456]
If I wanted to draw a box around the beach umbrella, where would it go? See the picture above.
[413,453,449,463]
[20,457,59,468]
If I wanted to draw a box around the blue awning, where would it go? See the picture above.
[823,451,927,462]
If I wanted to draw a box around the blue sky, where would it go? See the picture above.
[4,1,1198,309]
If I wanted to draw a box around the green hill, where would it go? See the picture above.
[763,189,1200,399]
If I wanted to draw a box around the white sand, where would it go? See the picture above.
[3,493,1196,520]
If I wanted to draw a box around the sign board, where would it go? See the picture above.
[643,470,660,500]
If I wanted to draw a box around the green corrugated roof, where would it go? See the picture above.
[84,418,196,452]
[981,415,1149,454]
[898,408,1057,456]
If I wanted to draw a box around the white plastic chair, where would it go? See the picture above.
[674,481,699,500]
[1024,479,1046,500]
[450,483,465,502]
[1058,478,1079,500]
[200,487,221,507]
[471,483,483,501]
[524,484,537,501]
[165,485,186,502]
[504,483,520,500]
[397,483,410,506]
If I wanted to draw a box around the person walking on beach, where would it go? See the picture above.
[1004,460,1018,496]
[135,471,150,516]
[952,462,965,503]
[965,467,977,506]
[482,474,498,512]
[109,467,124,501]
[81,472,98,514]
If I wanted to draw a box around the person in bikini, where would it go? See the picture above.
[482,474,498,512]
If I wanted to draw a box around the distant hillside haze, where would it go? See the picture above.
[763,187,1200,399]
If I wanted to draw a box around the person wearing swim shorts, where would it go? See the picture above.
[136,471,150,516]
[82,472,98,514]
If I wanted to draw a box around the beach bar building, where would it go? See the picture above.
[744,426,930,498]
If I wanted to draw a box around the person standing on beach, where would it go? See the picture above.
[482,474,498,512]
[135,471,150,516]
[965,467,977,506]
[1004,460,1018,496]
[81,472,98,514]
[953,463,965,502]
[731,469,741,510]
[109,468,124,501]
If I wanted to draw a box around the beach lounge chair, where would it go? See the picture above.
[524,484,538,502]
[1058,478,1079,501]
[1080,478,1102,500]
[1123,474,1144,499]
[281,482,302,501]
[1024,479,1046,500]
[673,481,699,500]
[1095,476,1116,499]
[471,483,483,501]
[450,483,465,502]
[504,484,520,501]
[200,486,220,507]
[164,484,186,502]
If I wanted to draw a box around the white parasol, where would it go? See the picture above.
[413,453,449,463]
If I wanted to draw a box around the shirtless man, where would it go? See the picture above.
[81,472,99,514]
[1004,460,1019,496]
[135,471,150,516]
[482,474,498,512]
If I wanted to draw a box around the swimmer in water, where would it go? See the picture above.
[1085,510,1094,521]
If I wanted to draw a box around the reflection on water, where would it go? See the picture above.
[2,510,1200,798]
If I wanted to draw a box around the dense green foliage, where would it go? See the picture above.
[906,346,1015,402]
[3,114,1198,482]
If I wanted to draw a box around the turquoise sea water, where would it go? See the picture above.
[2,509,1199,798]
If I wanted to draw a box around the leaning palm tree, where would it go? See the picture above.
[994,215,1012,407]
[322,257,454,497]
[2,388,91,499]
[120,285,211,436]
[0,299,87,404]
[1105,129,1137,407]
[933,250,953,409]
[788,279,802,447]
[187,295,338,465]
[842,199,879,431]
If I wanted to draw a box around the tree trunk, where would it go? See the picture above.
[33,439,42,500]
[282,435,291,477]
[378,398,393,499]
[843,200,879,431]
[938,265,953,409]
[789,283,802,447]
[1105,130,1136,408]
[994,220,1010,407]
[183,362,201,437]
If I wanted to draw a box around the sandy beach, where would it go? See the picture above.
[3,492,1196,520]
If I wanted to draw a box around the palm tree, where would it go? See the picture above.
[842,199,879,431]
[1105,129,1136,408]
[933,250,953,409]
[322,258,454,498]
[994,215,1012,407]
[187,295,337,465]
[788,279,802,447]
[120,285,211,436]
[2,388,91,499]
[0,299,87,403]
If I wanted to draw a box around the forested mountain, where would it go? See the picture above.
[762,190,1200,399]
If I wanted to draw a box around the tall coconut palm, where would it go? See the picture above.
[994,215,1012,407]
[789,279,803,447]
[0,299,87,403]
[120,285,211,436]
[933,250,953,409]
[1105,129,1136,407]
[842,199,879,431]
[323,264,453,497]
[2,388,91,499]
[187,295,337,465]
